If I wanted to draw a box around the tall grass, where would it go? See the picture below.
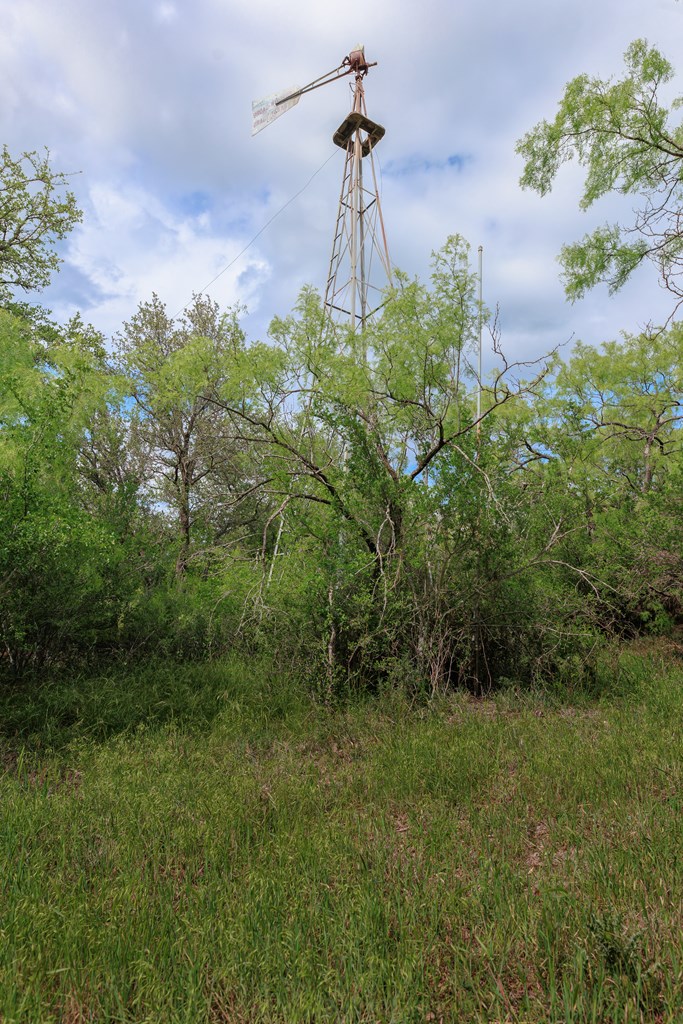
[1,650,681,1021]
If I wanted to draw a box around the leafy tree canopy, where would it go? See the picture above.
[517,40,683,311]
[0,145,81,294]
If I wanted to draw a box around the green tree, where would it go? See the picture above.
[496,325,683,647]
[211,238,552,688]
[546,328,683,629]
[0,146,81,294]
[0,307,135,674]
[554,328,683,494]
[116,294,256,576]
[517,40,683,310]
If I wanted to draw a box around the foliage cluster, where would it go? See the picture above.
[2,261,681,689]
[517,39,683,313]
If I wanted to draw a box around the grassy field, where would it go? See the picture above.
[0,647,681,1023]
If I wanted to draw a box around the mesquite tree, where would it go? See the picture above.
[0,146,81,294]
[517,40,683,314]
[116,293,255,576]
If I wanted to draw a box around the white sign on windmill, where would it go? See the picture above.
[251,87,301,136]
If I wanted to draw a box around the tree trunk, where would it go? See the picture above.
[176,482,191,576]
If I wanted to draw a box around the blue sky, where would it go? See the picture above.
[2,0,683,362]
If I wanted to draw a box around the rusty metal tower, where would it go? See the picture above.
[323,47,392,329]
[252,46,392,330]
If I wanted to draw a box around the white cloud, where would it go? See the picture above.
[1,0,683,354]
[45,181,270,338]
[156,2,178,22]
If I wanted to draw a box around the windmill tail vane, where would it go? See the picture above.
[251,47,376,136]
[252,46,392,331]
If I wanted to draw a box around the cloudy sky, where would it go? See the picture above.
[2,0,683,361]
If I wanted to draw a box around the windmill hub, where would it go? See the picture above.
[344,45,370,77]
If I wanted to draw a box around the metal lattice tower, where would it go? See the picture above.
[252,46,392,331]
[323,48,392,330]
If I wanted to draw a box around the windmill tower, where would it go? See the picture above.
[323,47,392,329]
[252,46,392,330]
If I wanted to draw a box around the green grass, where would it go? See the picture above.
[0,650,682,1022]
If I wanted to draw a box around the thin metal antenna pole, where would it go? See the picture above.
[474,244,490,691]
[477,245,483,438]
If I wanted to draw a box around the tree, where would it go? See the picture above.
[210,238,553,688]
[116,294,256,576]
[517,40,683,312]
[496,324,683,646]
[553,328,683,494]
[0,307,133,674]
[547,328,683,628]
[0,146,81,294]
